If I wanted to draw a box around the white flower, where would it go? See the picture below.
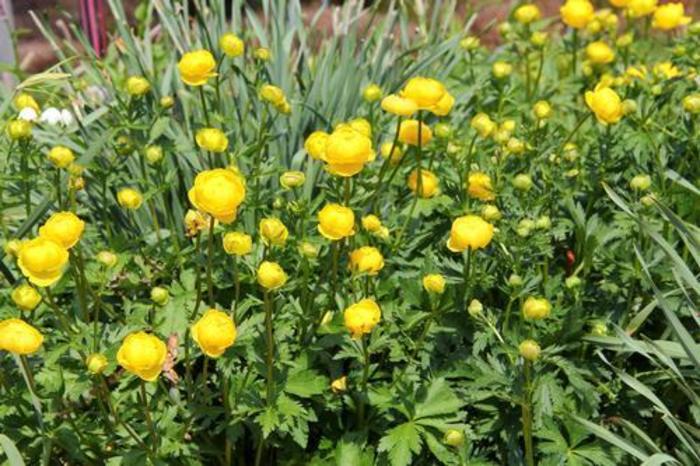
[60,109,75,127]
[40,107,62,126]
[18,107,38,122]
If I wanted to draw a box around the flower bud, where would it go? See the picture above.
[641,193,656,207]
[86,353,109,375]
[150,286,169,306]
[219,33,245,57]
[96,250,118,268]
[522,297,551,320]
[434,123,452,139]
[481,204,502,222]
[565,276,582,289]
[423,274,446,294]
[254,47,271,61]
[460,36,480,50]
[7,119,32,140]
[145,145,164,164]
[280,170,305,189]
[506,137,526,155]
[492,61,513,79]
[530,31,548,47]
[299,242,319,259]
[508,273,523,287]
[362,84,382,103]
[11,284,42,311]
[331,375,347,393]
[535,215,551,230]
[160,95,175,108]
[443,429,465,447]
[126,76,151,96]
[629,174,651,191]
[533,100,552,119]
[621,99,637,116]
[512,174,533,191]
[467,299,483,317]
[590,321,608,336]
[683,94,700,113]
[519,339,541,361]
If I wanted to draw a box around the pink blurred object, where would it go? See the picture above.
[80,0,106,57]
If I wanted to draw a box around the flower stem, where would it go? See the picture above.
[140,381,158,453]
[521,361,535,466]
[357,335,370,427]
[207,216,215,306]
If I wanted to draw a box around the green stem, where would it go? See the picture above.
[140,381,159,454]
[357,335,370,427]
[522,361,535,466]
[207,216,215,306]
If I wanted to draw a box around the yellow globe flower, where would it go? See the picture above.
[257,261,288,290]
[17,237,69,287]
[519,339,541,361]
[653,61,681,80]
[361,214,382,233]
[652,3,690,30]
[400,77,452,115]
[86,353,109,374]
[344,298,381,339]
[196,128,229,153]
[126,76,151,96]
[7,120,32,140]
[514,4,541,24]
[470,113,496,138]
[398,120,433,146]
[191,309,237,358]
[223,232,252,256]
[363,84,383,102]
[254,47,271,61]
[533,100,553,119]
[280,171,305,189]
[260,217,289,247]
[0,319,43,355]
[467,172,496,201]
[349,246,384,276]
[492,61,513,79]
[14,93,40,112]
[381,94,418,117]
[560,0,595,29]
[117,332,167,382]
[586,41,615,65]
[304,131,329,160]
[11,284,42,311]
[331,375,348,393]
[318,203,355,241]
[380,142,403,165]
[447,215,495,252]
[522,297,552,320]
[259,84,287,107]
[96,251,117,268]
[47,146,75,169]
[117,188,143,209]
[683,94,700,113]
[38,211,85,249]
[407,169,439,198]
[336,118,373,139]
[219,33,245,57]
[150,287,169,306]
[324,127,374,177]
[178,49,217,86]
[627,0,658,18]
[422,274,446,294]
[188,168,246,223]
[585,85,623,125]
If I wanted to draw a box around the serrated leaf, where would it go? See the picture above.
[415,378,463,420]
[378,422,424,466]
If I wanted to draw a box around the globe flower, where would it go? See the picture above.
[280,171,305,189]
[7,120,32,140]
[254,47,271,61]
[652,3,690,30]
[219,33,245,57]
[447,215,495,252]
[331,375,348,393]
[160,95,175,108]
[0,319,44,355]
[630,174,652,191]
[184,209,209,236]
[47,146,75,169]
[259,84,287,107]
[514,4,541,24]
[407,169,439,198]
[86,353,109,374]
[627,0,658,18]
[460,36,480,50]
[304,131,329,160]
[586,41,615,65]
[11,284,42,311]
[223,231,252,256]
[481,204,502,222]
[299,242,319,259]
[470,113,496,138]
[585,85,623,125]
[95,250,117,268]
[653,61,681,80]
[349,246,385,276]
[126,76,150,96]
[14,93,40,112]
[400,77,454,115]
[117,188,143,209]
[362,84,382,102]
[17,237,69,287]
[380,142,403,165]
[117,332,167,382]
[522,297,552,320]
[423,274,446,294]
[560,0,595,29]
[317,203,355,240]
[361,215,382,233]
[38,211,85,249]
[492,61,513,79]
[443,429,465,448]
[344,299,381,339]
[191,309,237,358]
[467,172,495,201]
[336,118,372,138]
[150,287,169,306]
[188,168,246,223]
[323,127,374,176]
[398,119,433,146]
[683,94,700,113]
[530,31,549,47]
[513,173,534,191]
[533,100,552,119]
[257,261,288,290]
[145,145,164,164]
[178,50,217,86]
[260,217,289,247]
[535,215,552,230]
[519,339,541,361]
[196,128,229,153]
[381,94,418,117]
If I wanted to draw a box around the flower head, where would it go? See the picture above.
[652,3,690,30]
[223,231,252,256]
[585,85,623,125]
[447,215,494,252]
[117,188,143,209]
[467,172,495,201]
[260,217,289,247]
[47,146,75,169]
[560,0,595,29]
[323,127,374,177]
[0,319,43,355]
[343,298,381,339]
[219,33,245,57]
[318,204,355,240]
[192,309,237,358]
[349,246,385,276]
[38,211,85,249]
[407,169,439,198]
[196,128,229,153]
[257,261,288,290]
[398,119,433,146]
[188,169,246,223]
[522,297,552,320]
[178,50,217,86]
[422,274,446,294]
[11,284,42,311]
[17,237,69,287]
[117,332,167,381]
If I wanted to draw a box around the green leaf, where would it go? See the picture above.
[0,434,25,466]
[256,406,279,439]
[284,369,327,398]
[415,378,463,420]
[378,422,424,466]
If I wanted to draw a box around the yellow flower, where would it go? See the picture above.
[398,119,433,146]
[470,113,496,138]
[150,287,169,306]
[117,332,167,382]
[492,61,513,79]
[407,169,439,198]
[257,261,288,290]
[222,231,252,256]
[400,77,453,115]
[219,33,245,57]
[178,50,217,86]
[145,145,164,164]
[629,174,652,191]
[280,171,305,189]
[585,85,623,125]
[443,429,465,447]
[331,375,348,393]
[117,188,143,209]
[481,204,502,222]
[530,31,549,47]
[380,142,403,165]
[304,131,329,160]
[519,339,541,361]
[627,0,658,18]
[447,215,494,252]
[259,84,287,107]
[361,215,382,233]
[336,117,373,139]
[422,274,446,294]
[299,242,319,258]
[318,203,355,240]
[47,146,75,169]
[380,94,418,117]
[196,128,229,153]
[467,172,495,201]
[514,4,541,24]
[260,217,289,246]
[17,237,69,287]
[349,246,384,276]
[460,36,480,50]
[363,84,383,102]
[126,76,150,96]
[586,41,615,65]
[344,298,381,339]
[254,47,271,61]
[653,61,681,80]
[184,209,209,236]
[7,120,32,140]
[324,127,374,177]
[188,169,246,223]
[683,94,700,113]
[86,353,109,374]
[14,93,40,112]
[652,3,690,30]
[11,284,42,311]
[560,0,595,29]
[95,251,117,268]
[522,297,552,320]
[0,319,43,355]
[191,309,237,358]
[38,211,85,249]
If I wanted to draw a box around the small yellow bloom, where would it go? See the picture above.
[150,287,169,306]
[349,246,384,276]
[17,237,69,287]
[47,146,75,169]
[117,188,143,209]
[299,242,319,258]
[117,332,167,382]
[257,261,288,290]
[324,127,374,177]
[336,118,372,139]
[629,174,652,191]
[14,93,40,112]
[196,128,229,153]
[398,120,433,146]
[683,94,700,113]
[627,0,658,18]
[560,0,595,29]
[126,76,150,96]
[361,215,382,233]
[422,274,446,294]
[318,203,355,240]
[585,85,623,125]
[380,94,418,117]
[407,168,439,198]
[280,171,305,189]
[492,61,513,79]
[653,3,691,30]
[11,284,42,311]
[178,50,217,86]
[222,231,252,256]
[259,84,287,107]
[447,215,494,252]
[470,113,496,138]
[586,41,615,65]
[362,84,382,102]
[184,209,209,236]
[145,145,164,164]
[533,100,552,120]
[96,250,118,268]
[481,204,502,222]
[514,4,541,24]
[530,31,548,47]
[86,353,109,374]
[343,298,381,339]
[460,36,480,50]
[0,319,43,355]
[260,217,289,247]
[192,309,237,358]
[380,142,403,165]
[7,120,32,140]
[304,131,329,160]
[522,297,552,320]
[331,375,348,393]
[444,429,465,447]
[467,172,495,201]
[254,47,271,61]
[38,211,85,249]
[519,339,541,361]
[188,169,246,223]
[653,61,681,80]
[219,33,245,57]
